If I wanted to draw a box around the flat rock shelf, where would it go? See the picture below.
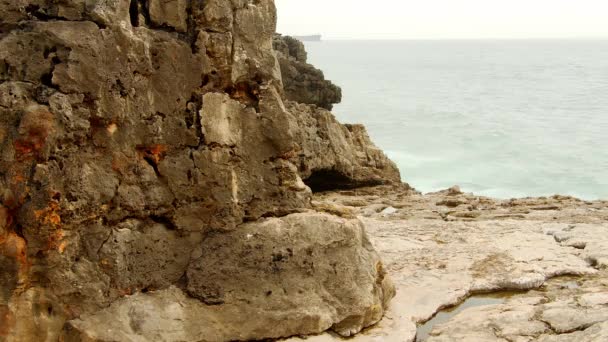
[286,185,608,341]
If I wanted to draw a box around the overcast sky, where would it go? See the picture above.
[276,0,608,40]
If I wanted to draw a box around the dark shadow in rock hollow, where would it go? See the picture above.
[304,169,381,193]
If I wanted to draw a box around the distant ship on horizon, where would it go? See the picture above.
[293,34,322,42]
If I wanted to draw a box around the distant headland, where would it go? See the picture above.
[293,34,322,41]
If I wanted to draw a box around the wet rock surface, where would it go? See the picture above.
[426,274,608,342]
[0,1,398,341]
[287,187,608,341]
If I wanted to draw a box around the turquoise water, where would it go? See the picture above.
[304,40,608,200]
[415,295,506,341]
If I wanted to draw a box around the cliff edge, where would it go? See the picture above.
[273,34,342,110]
[0,1,399,341]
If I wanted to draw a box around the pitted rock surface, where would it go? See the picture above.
[0,1,398,341]
[63,213,395,341]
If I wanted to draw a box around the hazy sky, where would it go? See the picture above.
[276,0,608,39]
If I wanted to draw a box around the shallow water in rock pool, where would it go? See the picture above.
[415,294,510,341]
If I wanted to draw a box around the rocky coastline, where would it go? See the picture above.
[1,1,607,342]
[298,185,608,341]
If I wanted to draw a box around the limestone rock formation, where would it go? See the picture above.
[0,1,398,341]
[289,101,401,191]
[63,213,394,341]
[273,34,308,63]
[273,34,342,110]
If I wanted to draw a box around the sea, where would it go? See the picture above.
[303,39,608,200]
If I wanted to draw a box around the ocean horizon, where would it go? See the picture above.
[309,37,608,41]
[304,39,608,200]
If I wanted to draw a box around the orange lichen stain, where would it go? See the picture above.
[13,137,45,160]
[137,144,168,164]
[45,211,61,226]
[34,202,62,227]
[34,202,66,253]
[147,144,167,163]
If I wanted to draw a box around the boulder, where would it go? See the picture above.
[62,213,395,341]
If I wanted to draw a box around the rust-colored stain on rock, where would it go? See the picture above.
[34,202,62,228]
[137,144,168,164]
[0,233,27,266]
[0,305,16,337]
[35,201,65,252]
[0,5,401,341]
[0,232,29,288]
[14,107,55,161]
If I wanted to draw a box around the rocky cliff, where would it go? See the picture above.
[0,1,399,341]
[273,34,342,110]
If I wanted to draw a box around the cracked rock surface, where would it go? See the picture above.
[0,1,399,341]
[287,187,608,341]
[426,274,608,341]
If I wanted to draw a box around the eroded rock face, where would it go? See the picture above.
[0,1,396,341]
[289,101,401,191]
[63,213,394,341]
[273,34,342,110]
[186,212,394,337]
[274,34,308,63]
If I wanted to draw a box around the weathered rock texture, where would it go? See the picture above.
[289,101,401,192]
[64,214,394,341]
[424,274,608,342]
[273,34,342,110]
[286,187,608,341]
[0,1,398,341]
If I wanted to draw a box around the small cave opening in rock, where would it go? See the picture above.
[303,169,375,193]
[129,0,139,27]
